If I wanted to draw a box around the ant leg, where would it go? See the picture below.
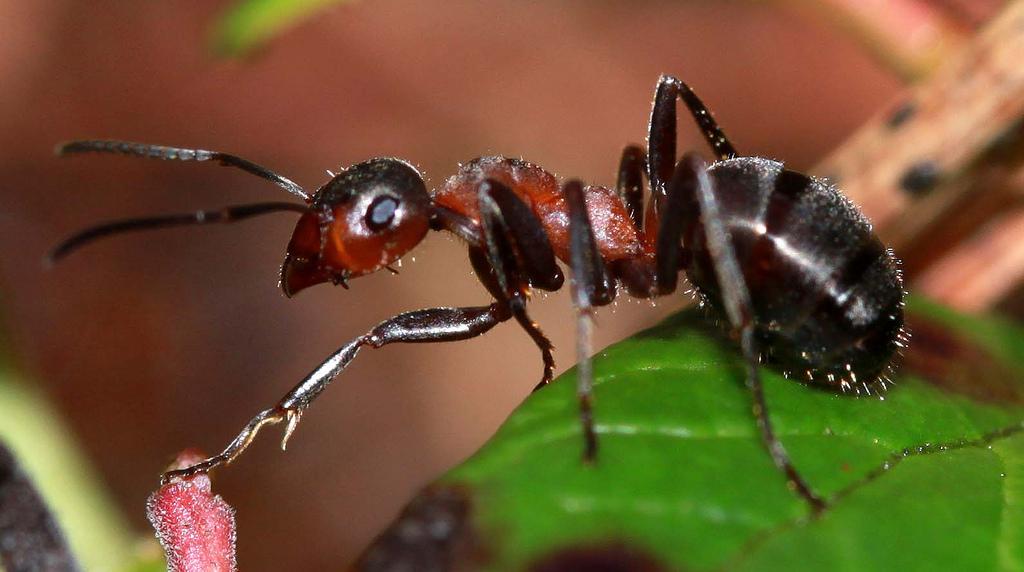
[565,182,615,306]
[48,202,309,263]
[57,140,309,200]
[647,75,738,201]
[162,303,511,482]
[616,145,646,232]
[430,205,484,245]
[565,180,616,462]
[652,156,697,296]
[477,179,564,292]
[476,179,561,389]
[467,247,555,395]
[664,153,825,511]
[609,149,660,298]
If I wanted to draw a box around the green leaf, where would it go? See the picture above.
[212,0,351,57]
[0,369,141,571]
[363,298,1024,571]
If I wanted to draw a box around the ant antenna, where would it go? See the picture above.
[57,140,310,201]
[48,202,311,264]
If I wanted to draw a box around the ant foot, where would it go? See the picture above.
[160,454,226,484]
[158,405,300,484]
[581,431,598,466]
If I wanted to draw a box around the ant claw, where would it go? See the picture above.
[157,406,300,484]
[281,408,303,451]
[581,447,598,466]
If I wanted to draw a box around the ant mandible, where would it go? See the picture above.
[51,75,907,512]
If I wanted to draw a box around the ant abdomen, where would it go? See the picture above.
[681,157,905,392]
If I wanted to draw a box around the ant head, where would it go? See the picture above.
[281,158,431,297]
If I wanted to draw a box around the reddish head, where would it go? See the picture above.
[281,158,431,296]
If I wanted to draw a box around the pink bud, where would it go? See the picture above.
[146,450,237,572]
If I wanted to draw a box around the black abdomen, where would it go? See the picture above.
[682,157,905,392]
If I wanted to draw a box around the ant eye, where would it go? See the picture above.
[366,195,399,231]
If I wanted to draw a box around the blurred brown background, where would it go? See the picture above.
[0,0,944,569]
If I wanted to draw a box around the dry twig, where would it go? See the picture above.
[813,0,1024,312]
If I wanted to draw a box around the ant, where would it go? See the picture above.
[51,75,907,511]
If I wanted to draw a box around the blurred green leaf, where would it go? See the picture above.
[213,0,352,57]
[0,369,144,571]
[368,298,1024,571]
